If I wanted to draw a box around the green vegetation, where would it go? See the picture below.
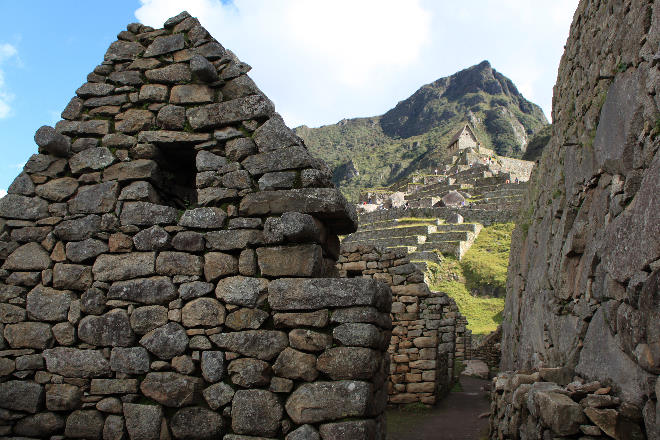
[522,124,552,161]
[425,223,515,335]
[461,223,515,295]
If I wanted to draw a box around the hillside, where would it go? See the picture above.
[295,61,549,201]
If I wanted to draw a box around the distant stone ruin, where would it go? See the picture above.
[0,12,392,439]
[338,243,472,405]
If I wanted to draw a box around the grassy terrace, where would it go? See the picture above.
[424,223,514,335]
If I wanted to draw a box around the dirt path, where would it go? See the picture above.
[386,376,491,440]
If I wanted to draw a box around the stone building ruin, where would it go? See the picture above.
[0,12,393,439]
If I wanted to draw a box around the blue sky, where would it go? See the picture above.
[0,0,578,194]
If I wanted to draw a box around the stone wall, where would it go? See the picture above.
[472,326,501,370]
[0,12,392,439]
[501,0,659,437]
[337,243,471,405]
[489,369,648,439]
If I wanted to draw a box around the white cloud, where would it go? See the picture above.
[0,43,18,119]
[135,0,575,126]
[0,189,6,198]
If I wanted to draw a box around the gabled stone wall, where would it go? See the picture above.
[0,12,392,439]
[338,243,471,405]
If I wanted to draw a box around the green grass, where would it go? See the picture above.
[424,222,514,335]
[461,223,515,294]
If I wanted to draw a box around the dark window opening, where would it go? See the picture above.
[157,144,197,209]
[346,270,363,278]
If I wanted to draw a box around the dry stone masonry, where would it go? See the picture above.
[337,243,472,405]
[496,0,660,438]
[0,12,392,440]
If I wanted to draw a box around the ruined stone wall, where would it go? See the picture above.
[500,0,659,437]
[337,243,471,405]
[472,325,501,370]
[0,12,392,439]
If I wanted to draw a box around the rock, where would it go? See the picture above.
[43,347,111,377]
[52,322,76,345]
[330,307,390,328]
[333,323,383,349]
[138,130,210,145]
[0,380,44,413]
[190,54,219,82]
[170,407,224,440]
[286,424,320,440]
[535,391,586,436]
[182,297,226,327]
[3,242,51,271]
[62,96,84,119]
[225,308,269,330]
[46,383,82,411]
[269,278,390,312]
[102,415,126,440]
[226,138,257,162]
[54,214,102,241]
[65,410,104,439]
[187,95,275,130]
[140,322,188,359]
[144,33,185,57]
[123,403,162,440]
[179,281,214,300]
[69,181,119,214]
[194,41,225,60]
[228,357,271,387]
[4,322,53,349]
[319,420,377,440]
[205,229,264,250]
[117,109,156,135]
[157,104,186,129]
[145,63,191,84]
[241,145,315,175]
[215,276,268,307]
[196,151,227,172]
[139,84,169,101]
[108,276,176,304]
[140,372,202,407]
[253,114,301,152]
[105,40,145,61]
[179,207,227,229]
[273,347,318,382]
[203,382,235,410]
[66,238,108,262]
[34,125,71,157]
[104,159,159,182]
[204,252,238,281]
[78,309,134,347]
[173,231,205,252]
[72,137,99,152]
[109,70,143,86]
[164,11,191,27]
[221,75,261,100]
[93,252,155,282]
[172,354,195,374]
[259,171,297,190]
[0,194,49,220]
[239,188,357,235]
[231,390,283,437]
[90,378,138,394]
[133,226,172,251]
[317,347,380,380]
[0,302,26,323]
[156,251,203,276]
[26,285,72,322]
[274,310,329,328]
[8,172,35,196]
[209,330,288,360]
[69,147,116,174]
[257,244,323,277]
[53,263,93,291]
[35,177,79,201]
[110,346,150,374]
[462,359,490,379]
[285,381,372,424]
[119,181,161,203]
[170,84,213,104]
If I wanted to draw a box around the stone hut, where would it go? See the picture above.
[0,12,392,439]
[446,123,479,155]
